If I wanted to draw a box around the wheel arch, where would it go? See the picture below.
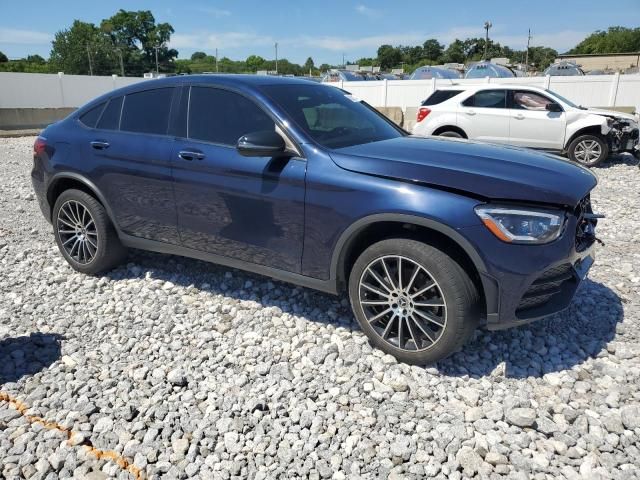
[564,125,607,151]
[330,214,491,314]
[47,173,120,231]
[432,125,468,138]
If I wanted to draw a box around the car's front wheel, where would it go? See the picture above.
[53,189,127,275]
[567,134,608,167]
[348,239,479,365]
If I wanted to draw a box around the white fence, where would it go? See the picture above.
[0,72,146,109]
[335,74,640,110]
[1,71,639,111]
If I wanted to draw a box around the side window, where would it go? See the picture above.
[188,87,275,145]
[513,91,557,111]
[79,102,106,128]
[422,90,463,106]
[96,96,123,130]
[121,88,174,135]
[462,90,506,108]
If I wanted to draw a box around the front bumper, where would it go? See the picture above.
[460,210,596,330]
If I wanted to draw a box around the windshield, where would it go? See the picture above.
[261,84,403,149]
[544,89,580,108]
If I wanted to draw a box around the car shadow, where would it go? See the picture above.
[599,152,639,168]
[435,279,623,378]
[111,251,623,380]
[0,333,63,384]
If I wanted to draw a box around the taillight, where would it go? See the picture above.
[416,107,431,123]
[33,136,47,156]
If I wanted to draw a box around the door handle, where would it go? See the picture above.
[466,110,476,116]
[514,114,525,120]
[178,150,205,161]
[90,140,110,150]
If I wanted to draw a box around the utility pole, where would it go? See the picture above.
[342,53,345,68]
[154,46,160,73]
[524,29,532,75]
[483,21,492,61]
[115,48,124,77]
[86,44,93,76]
[275,42,278,74]
[215,48,219,72]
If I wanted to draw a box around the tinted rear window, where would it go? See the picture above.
[422,90,463,106]
[96,96,123,130]
[121,88,174,135]
[462,90,506,108]
[79,102,106,128]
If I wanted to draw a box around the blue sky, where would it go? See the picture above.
[1,0,639,64]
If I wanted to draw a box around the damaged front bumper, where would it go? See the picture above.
[606,117,640,154]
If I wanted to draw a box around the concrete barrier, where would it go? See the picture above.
[377,107,403,128]
[0,108,76,130]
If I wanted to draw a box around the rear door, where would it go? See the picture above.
[171,85,306,273]
[85,87,179,244]
[457,89,510,144]
[508,89,566,150]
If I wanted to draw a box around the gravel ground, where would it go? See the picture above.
[0,135,639,480]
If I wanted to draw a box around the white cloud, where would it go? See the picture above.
[296,32,426,51]
[355,5,381,18]
[193,6,232,18]
[170,32,274,51]
[0,28,52,45]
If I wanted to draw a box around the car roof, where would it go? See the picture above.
[435,84,547,92]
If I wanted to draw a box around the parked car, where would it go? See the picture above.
[412,84,640,166]
[33,75,600,364]
[410,66,461,80]
[544,61,585,76]
[464,62,515,79]
[321,70,367,82]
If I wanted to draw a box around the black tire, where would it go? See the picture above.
[438,130,464,138]
[348,239,479,365]
[52,189,127,274]
[567,134,608,167]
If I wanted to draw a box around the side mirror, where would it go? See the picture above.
[546,103,562,112]
[237,130,287,157]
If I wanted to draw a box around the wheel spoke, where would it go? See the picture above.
[62,235,77,246]
[410,281,436,299]
[397,317,404,348]
[367,307,392,325]
[366,267,392,293]
[380,258,396,289]
[361,282,388,298]
[405,316,420,349]
[57,217,76,229]
[410,314,436,344]
[413,308,445,327]
[397,257,403,290]
[405,264,421,292]
[381,314,397,339]
[414,301,445,308]
[361,300,390,306]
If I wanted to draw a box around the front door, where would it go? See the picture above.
[508,90,566,150]
[171,85,306,273]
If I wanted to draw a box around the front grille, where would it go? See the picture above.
[575,195,595,253]
[516,263,575,314]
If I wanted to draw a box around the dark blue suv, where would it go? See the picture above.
[31,75,599,364]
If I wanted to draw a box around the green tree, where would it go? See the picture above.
[319,63,331,72]
[422,39,443,63]
[569,26,640,54]
[0,51,8,63]
[26,54,46,64]
[245,54,265,72]
[377,44,402,70]
[442,39,466,63]
[50,20,113,75]
[304,56,315,72]
[100,9,178,75]
[190,51,207,61]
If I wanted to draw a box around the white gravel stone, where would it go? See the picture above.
[0,138,639,478]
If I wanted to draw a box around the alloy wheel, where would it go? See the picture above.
[574,139,602,164]
[57,200,99,264]
[358,255,447,351]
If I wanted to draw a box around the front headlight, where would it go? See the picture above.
[475,206,566,244]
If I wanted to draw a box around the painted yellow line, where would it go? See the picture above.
[0,392,144,480]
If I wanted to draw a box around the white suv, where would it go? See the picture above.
[412,85,640,166]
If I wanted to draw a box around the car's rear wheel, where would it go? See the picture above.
[53,189,127,274]
[437,130,464,138]
[348,239,479,365]
[567,134,608,167]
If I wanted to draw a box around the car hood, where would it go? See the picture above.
[331,136,597,207]
[584,108,638,123]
